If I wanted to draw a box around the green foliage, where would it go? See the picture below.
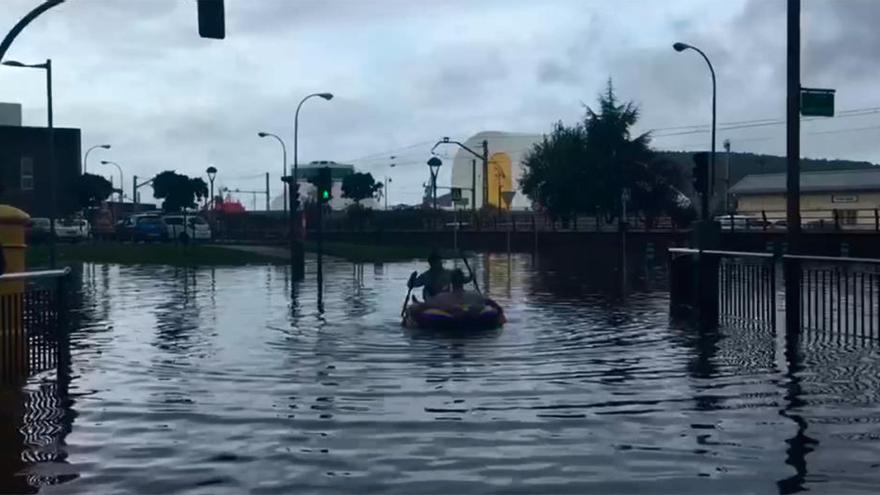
[341,172,382,204]
[521,79,694,226]
[151,171,209,212]
[76,173,114,208]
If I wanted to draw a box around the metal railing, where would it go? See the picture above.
[669,248,777,329]
[0,268,70,382]
[789,255,880,340]
[729,208,880,232]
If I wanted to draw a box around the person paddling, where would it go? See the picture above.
[407,251,471,301]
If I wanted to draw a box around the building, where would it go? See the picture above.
[730,168,880,226]
[0,104,82,217]
[294,161,379,210]
[449,131,540,210]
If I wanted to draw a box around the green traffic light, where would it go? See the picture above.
[322,190,330,200]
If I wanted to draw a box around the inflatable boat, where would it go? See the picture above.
[403,296,506,330]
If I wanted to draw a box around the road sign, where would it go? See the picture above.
[451,187,462,201]
[501,191,516,208]
[801,87,835,117]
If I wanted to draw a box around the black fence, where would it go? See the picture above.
[719,252,777,328]
[670,248,777,329]
[0,268,70,382]
[669,248,880,342]
[791,255,880,340]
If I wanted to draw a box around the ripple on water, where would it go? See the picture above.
[3,256,880,494]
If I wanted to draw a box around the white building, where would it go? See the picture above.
[449,131,540,210]
[292,161,379,211]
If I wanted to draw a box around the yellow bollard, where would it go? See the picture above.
[0,205,30,380]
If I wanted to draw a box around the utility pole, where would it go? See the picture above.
[724,139,731,213]
[482,140,489,209]
[471,159,477,212]
[785,0,802,338]
[132,175,138,212]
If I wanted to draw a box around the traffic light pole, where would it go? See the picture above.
[317,200,323,312]
[283,177,304,280]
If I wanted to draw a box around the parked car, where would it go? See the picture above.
[54,218,91,242]
[163,215,212,241]
[27,217,52,243]
[116,214,166,242]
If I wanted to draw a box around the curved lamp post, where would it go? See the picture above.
[84,144,110,174]
[288,92,333,278]
[101,160,124,202]
[673,41,716,216]
[257,131,287,214]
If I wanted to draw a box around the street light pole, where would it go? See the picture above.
[431,137,487,211]
[84,143,110,174]
[674,42,717,208]
[257,132,287,215]
[101,160,124,202]
[2,58,56,266]
[291,92,333,278]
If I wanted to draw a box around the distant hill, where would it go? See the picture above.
[658,151,877,195]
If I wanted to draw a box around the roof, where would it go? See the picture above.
[297,162,355,180]
[730,168,880,195]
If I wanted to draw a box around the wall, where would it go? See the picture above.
[0,125,81,217]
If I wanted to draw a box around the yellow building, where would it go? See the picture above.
[730,168,880,227]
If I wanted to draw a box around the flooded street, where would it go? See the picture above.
[3,253,880,494]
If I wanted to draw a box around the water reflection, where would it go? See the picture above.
[2,254,880,493]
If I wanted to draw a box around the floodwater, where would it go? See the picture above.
[3,253,880,494]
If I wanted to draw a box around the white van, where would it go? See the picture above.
[714,214,759,231]
[162,215,212,241]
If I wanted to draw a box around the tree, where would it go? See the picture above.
[521,79,694,225]
[341,172,382,205]
[152,171,208,212]
[76,173,114,208]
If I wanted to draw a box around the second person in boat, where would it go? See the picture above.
[407,251,472,301]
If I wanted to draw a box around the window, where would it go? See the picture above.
[20,157,34,191]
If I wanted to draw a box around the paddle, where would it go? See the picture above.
[401,271,418,320]
[460,251,481,294]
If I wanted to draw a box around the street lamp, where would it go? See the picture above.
[84,143,111,174]
[3,58,57,267]
[427,156,442,211]
[101,160,124,202]
[673,41,717,218]
[257,131,287,215]
[206,166,218,210]
[290,92,333,277]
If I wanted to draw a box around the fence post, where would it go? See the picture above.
[762,210,768,231]
[55,272,70,375]
[833,209,840,231]
[697,251,720,329]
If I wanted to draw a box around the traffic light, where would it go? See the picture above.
[197,0,225,39]
[692,152,709,196]
[290,182,300,212]
[316,167,332,204]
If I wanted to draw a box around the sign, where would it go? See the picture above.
[832,194,858,203]
[801,88,835,117]
[501,191,516,208]
[452,198,469,206]
[450,187,462,201]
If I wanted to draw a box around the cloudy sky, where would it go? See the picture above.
[1,0,878,205]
